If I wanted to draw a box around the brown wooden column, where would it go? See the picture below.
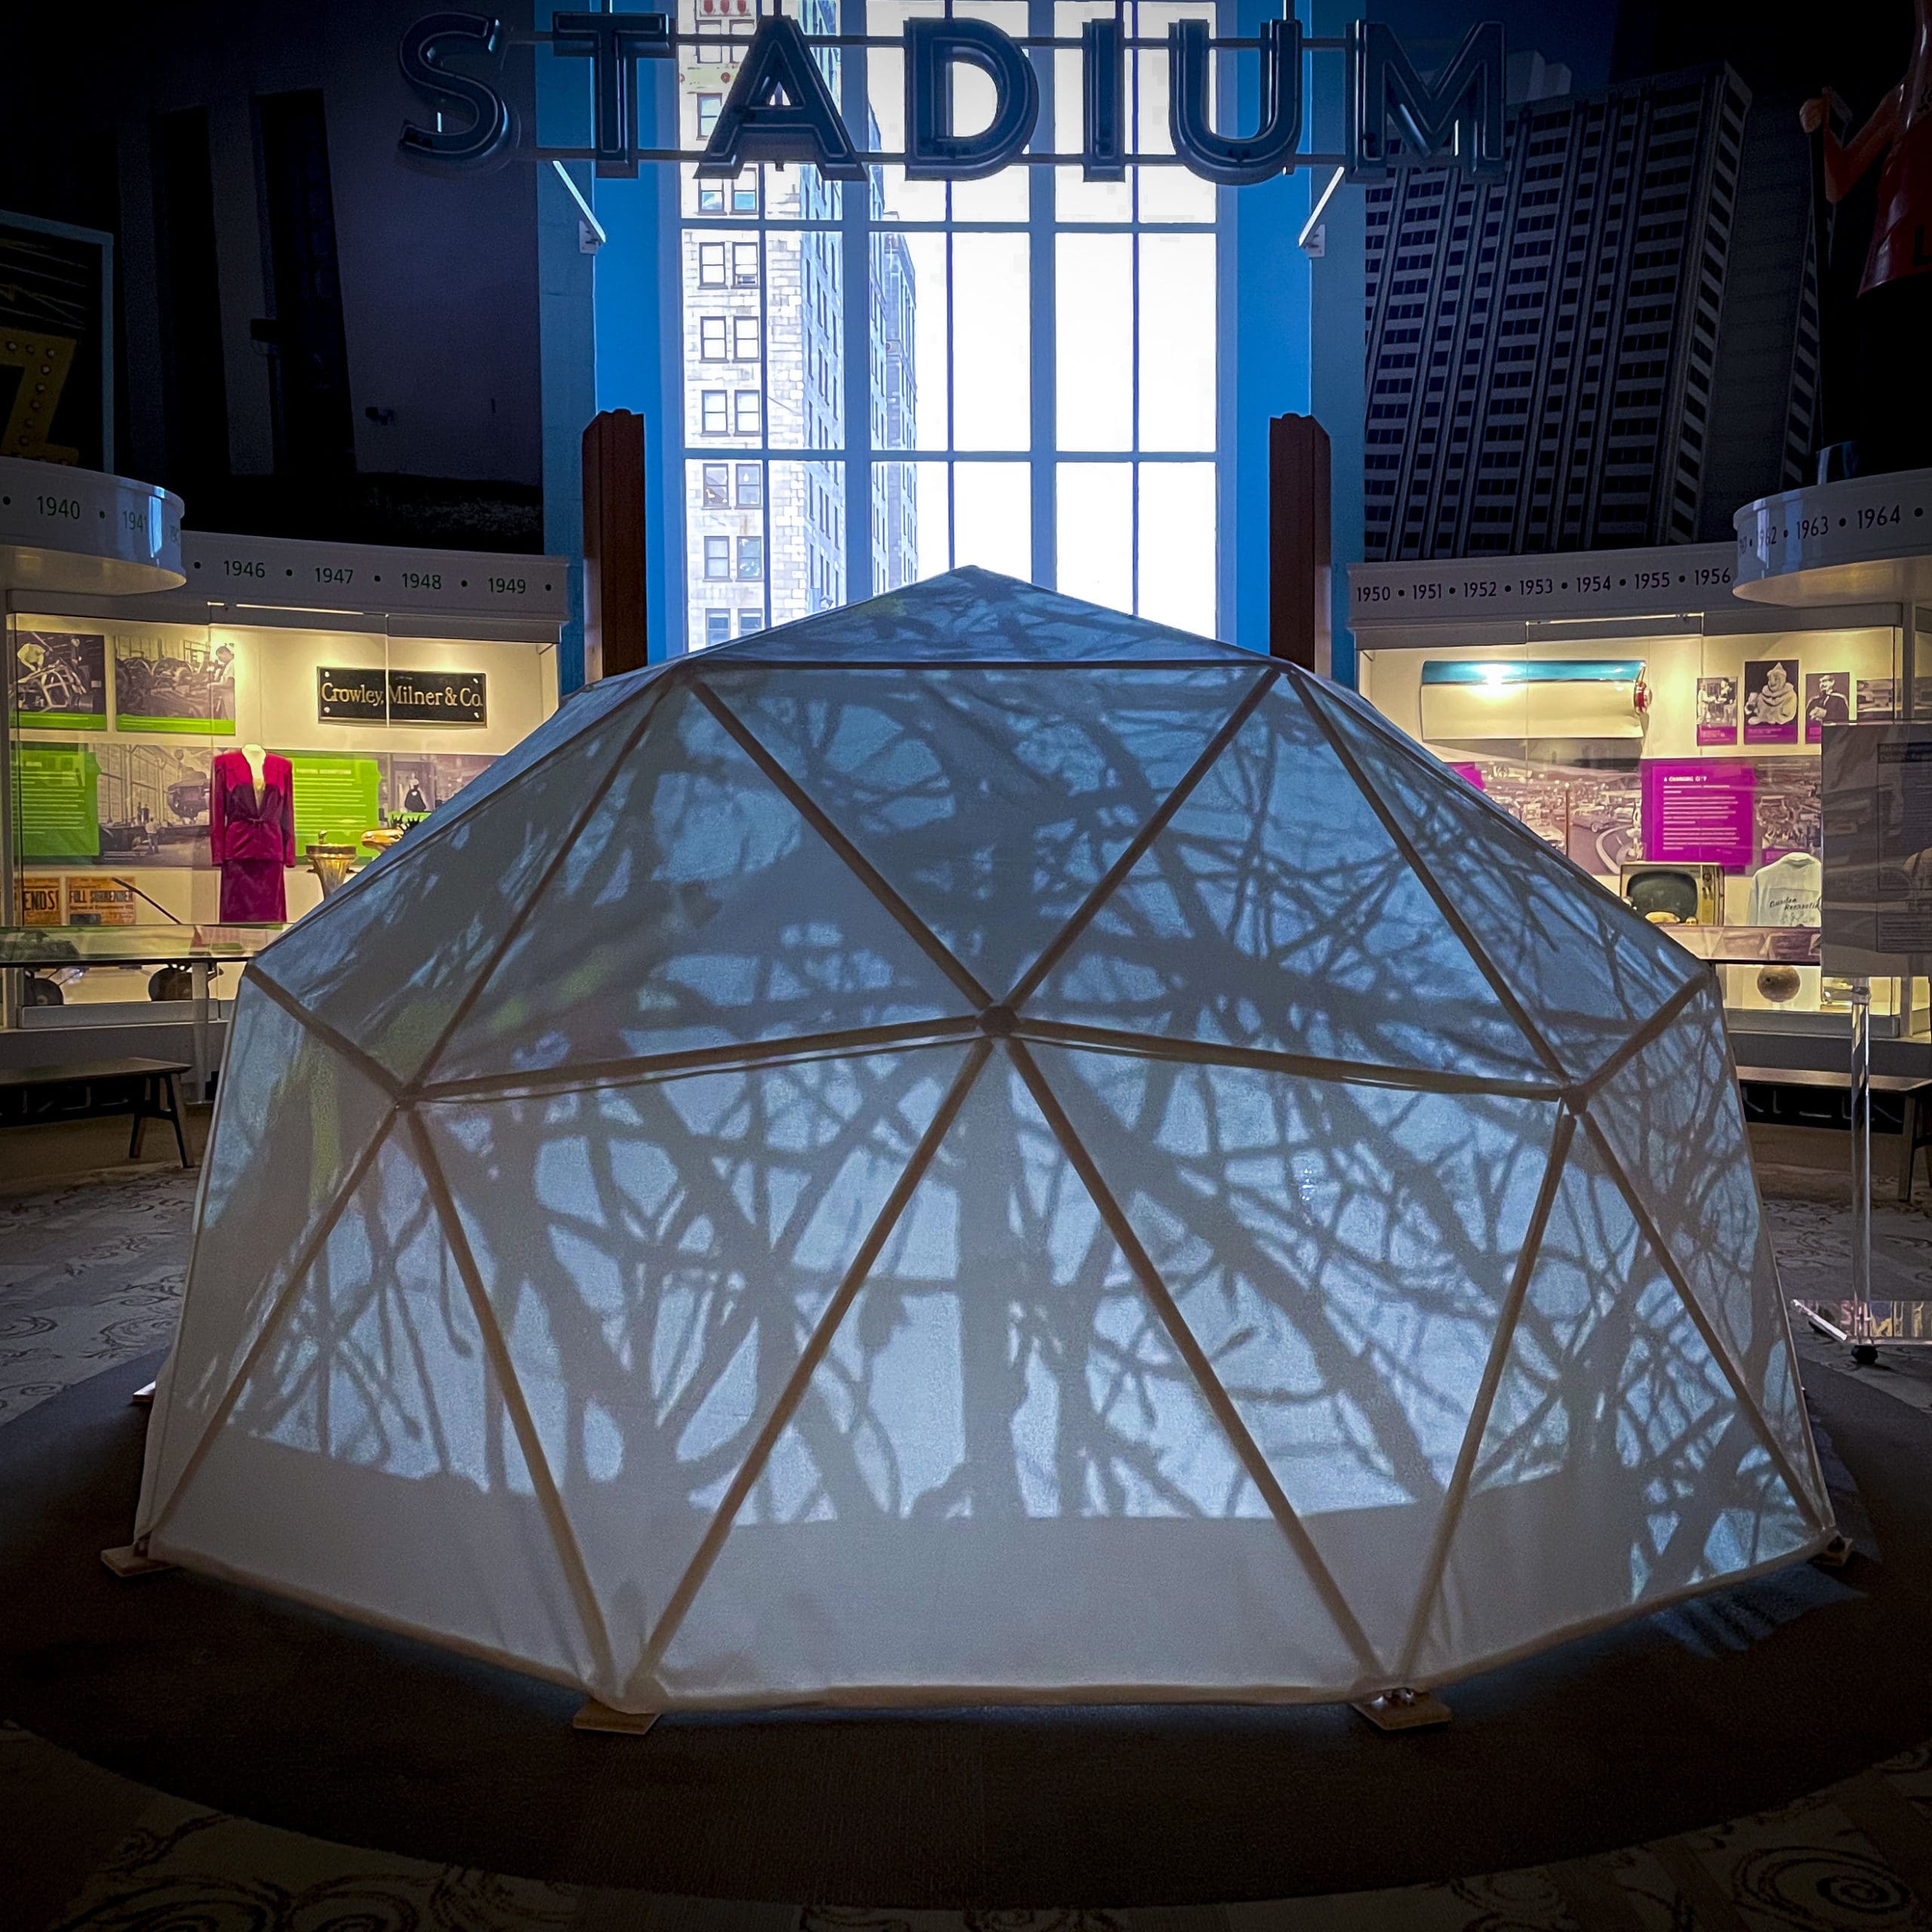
[1269,414,1332,675]
[581,409,648,680]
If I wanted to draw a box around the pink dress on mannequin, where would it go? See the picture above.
[209,749,295,921]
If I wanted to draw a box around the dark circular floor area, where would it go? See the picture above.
[5,1349,1931,1907]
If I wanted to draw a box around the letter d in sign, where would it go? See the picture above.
[905,18,1039,181]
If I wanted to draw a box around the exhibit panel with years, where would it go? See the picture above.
[128,570,1831,1715]
[1355,614,1916,1033]
[6,605,558,997]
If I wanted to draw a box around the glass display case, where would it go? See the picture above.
[2,530,568,1079]
[1658,924,1924,1039]
[0,921,283,1097]
[1348,543,1927,1052]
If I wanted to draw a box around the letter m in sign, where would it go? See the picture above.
[1346,21,1505,180]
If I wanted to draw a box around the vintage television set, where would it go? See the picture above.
[1619,860,1724,927]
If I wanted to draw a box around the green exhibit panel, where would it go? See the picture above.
[14,741,100,859]
[285,755,383,855]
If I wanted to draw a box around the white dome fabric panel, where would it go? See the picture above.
[135,568,1832,1713]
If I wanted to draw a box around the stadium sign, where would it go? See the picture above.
[398,10,1506,187]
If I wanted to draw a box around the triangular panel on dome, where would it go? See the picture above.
[429,683,971,1087]
[656,1049,1376,1703]
[137,977,396,1530]
[1302,680,1703,1084]
[1410,1120,1818,1684]
[1026,675,1555,1086]
[145,1129,610,1694]
[414,1043,974,1697]
[697,660,1267,1003]
[720,568,1257,666]
[1585,985,1827,1519]
[1030,1041,1562,1672]
[255,686,664,1088]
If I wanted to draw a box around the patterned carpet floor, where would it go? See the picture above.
[5,1153,1932,1929]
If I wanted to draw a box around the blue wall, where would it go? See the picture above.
[585,54,684,672]
[537,2,595,694]
[1226,0,1365,683]
[1309,0,1365,688]
[539,14,684,688]
[1227,0,1312,660]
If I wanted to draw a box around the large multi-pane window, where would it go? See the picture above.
[677,0,1221,651]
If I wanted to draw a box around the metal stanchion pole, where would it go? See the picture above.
[190,957,211,1103]
[1850,976,1873,1353]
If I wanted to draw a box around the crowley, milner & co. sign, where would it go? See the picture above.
[398,10,1506,187]
[318,666,488,726]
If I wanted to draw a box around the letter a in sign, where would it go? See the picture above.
[697,17,866,181]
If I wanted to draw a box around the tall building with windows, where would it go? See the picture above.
[870,224,918,596]
[1361,64,1816,561]
[680,3,918,648]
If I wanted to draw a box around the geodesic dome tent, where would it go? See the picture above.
[132,568,1832,1716]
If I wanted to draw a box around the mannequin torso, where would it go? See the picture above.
[209,747,297,920]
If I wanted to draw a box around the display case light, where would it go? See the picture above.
[1421,659,1645,688]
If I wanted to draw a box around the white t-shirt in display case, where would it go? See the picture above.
[1747,851,1822,928]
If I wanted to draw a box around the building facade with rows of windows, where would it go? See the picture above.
[679,3,920,651]
[1360,63,1817,561]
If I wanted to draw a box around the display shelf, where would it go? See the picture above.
[0,922,280,967]
[1,922,276,1097]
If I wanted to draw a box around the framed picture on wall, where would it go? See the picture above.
[1804,671,1850,742]
[113,635,236,734]
[10,630,106,730]
[1857,677,1898,721]
[1743,660,1800,745]
[1696,675,1738,745]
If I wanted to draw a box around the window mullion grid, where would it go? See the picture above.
[946,229,957,566]
[841,0,874,608]
[758,215,774,632]
[1029,0,1056,589]
[1214,0,1234,637]
[681,0,1223,623]
[1130,0,1141,614]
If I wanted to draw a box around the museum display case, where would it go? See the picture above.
[3,529,569,1068]
[0,922,281,1097]
[1348,540,1927,1051]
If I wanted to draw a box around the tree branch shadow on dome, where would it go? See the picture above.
[152,618,1825,1700]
